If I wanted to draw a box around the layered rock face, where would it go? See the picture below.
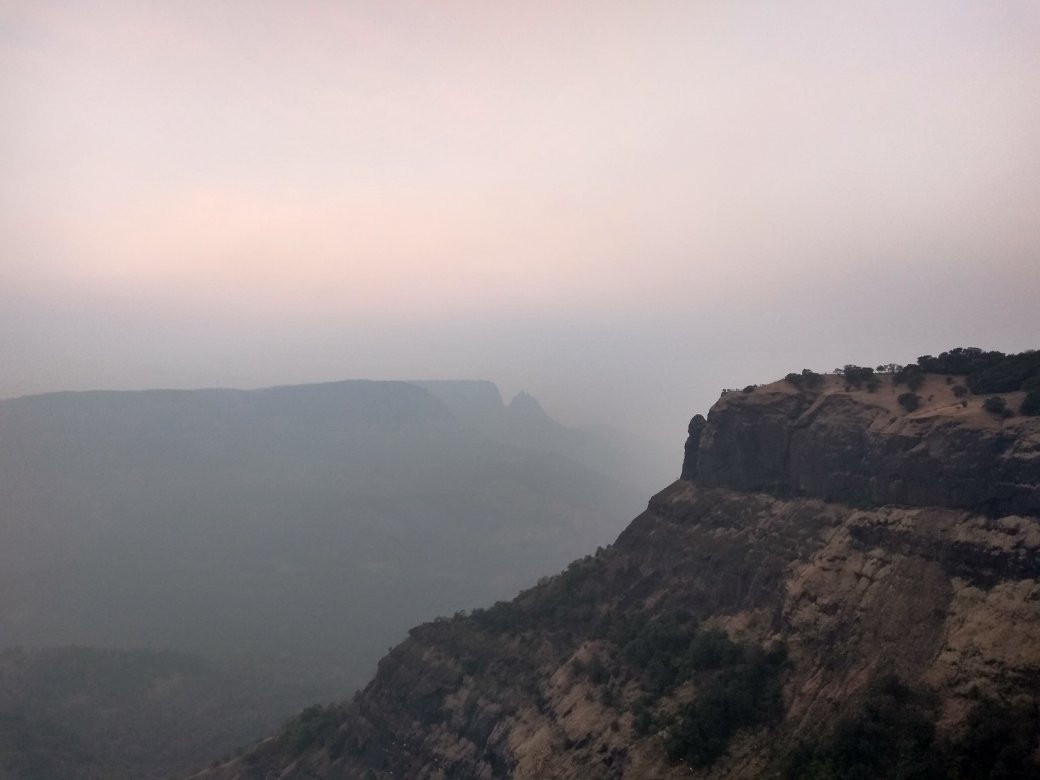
[687,374,1040,516]
[192,374,1040,780]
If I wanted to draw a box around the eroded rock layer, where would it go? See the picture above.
[688,374,1040,516]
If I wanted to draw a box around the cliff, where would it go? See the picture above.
[190,371,1040,779]
[686,374,1040,517]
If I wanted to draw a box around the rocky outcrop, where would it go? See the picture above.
[685,374,1040,516]
[191,370,1040,780]
[679,414,706,480]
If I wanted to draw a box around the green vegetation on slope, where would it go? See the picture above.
[468,554,789,770]
[783,675,1040,780]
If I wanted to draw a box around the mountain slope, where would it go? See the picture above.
[193,367,1040,779]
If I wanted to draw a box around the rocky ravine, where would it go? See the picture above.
[192,374,1040,779]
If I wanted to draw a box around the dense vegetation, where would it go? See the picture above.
[983,396,1010,416]
[604,613,787,768]
[784,368,824,390]
[783,676,1040,779]
[898,348,1040,395]
[661,642,787,767]
[839,365,880,390]
[1023,391,1040,416]
[894,363,925,391]
[467,554,789,770]
[898,392,921,412]
[462,549,1040,774]
[784,348,1040,412]
[917,348,1040,393]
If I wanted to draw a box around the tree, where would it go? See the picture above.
[1020,392,1040,416]
[785,369,823,391]
[842,365,875,388]
[895,365,924,391]
[982,396,1007,415]
[898,393,920,412]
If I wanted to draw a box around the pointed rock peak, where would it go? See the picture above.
[507,390,544,414]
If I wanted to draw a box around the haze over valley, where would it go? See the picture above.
[0,378,671,776]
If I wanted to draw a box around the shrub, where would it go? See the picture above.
[1022,392,1040,416]
[785,369,823,391]
[982,396,1007,415]
[615,615,790,767]
[781,676,942,780]
[953,695,1040,779]
[665,644,787,767]
[897,393,920,412]
[742,385,758,393]
[782,682,1040,780]
[622,612,701,694]
[632,701,654,735]
[588,655,610,685]
[952,385,968,398]
[687,629,744,671]
[842,365,875,388]
[894,364,925,391]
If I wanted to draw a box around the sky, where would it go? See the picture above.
[3,0,1039,448]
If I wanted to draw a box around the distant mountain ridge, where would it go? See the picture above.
[0,378,657,654]
[412,380,670,491]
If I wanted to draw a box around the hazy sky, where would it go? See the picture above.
[3,1,1039,447]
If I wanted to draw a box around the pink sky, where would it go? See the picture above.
[3,1,1039,445]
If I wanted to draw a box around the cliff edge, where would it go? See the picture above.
[685,373,1040,516]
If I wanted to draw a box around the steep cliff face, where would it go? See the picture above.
[688,374,1040,516]
[192,373,1040,780]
